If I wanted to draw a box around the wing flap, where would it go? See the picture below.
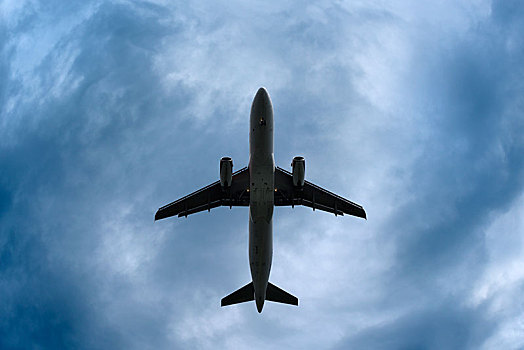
[155,167,250,220]
[274,166,366,219]
[177,200,222,217]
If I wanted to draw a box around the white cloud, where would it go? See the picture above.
[1,0,523,349]
[1,2,98,145]
[470,193,524,348]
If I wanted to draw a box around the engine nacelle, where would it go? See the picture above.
[220,157,233,188]
[291,156,305,187]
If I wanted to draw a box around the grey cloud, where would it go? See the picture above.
[334,4,524,348]
[0,2,189,349]
[391,4,523,277]
[1,0,523,349]
[335,302,495,350]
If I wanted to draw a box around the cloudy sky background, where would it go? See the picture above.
[1,0,523,348]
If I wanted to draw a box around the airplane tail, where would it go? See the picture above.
[221,282,254,307]
[266,282,298,306]
[221,282,298,307]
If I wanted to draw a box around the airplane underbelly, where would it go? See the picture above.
[249,218,273,298]
[249,157,274,223]
[248,156,274,299]
[250,188,274,222]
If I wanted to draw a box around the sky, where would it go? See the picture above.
[1,0,523,349]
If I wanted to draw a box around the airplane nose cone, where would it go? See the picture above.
[253,87,269,106]
[256,87,268,98]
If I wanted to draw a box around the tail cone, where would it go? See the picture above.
[256,296,264,313]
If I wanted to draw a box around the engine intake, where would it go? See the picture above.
[220,157,233,188]
[291,156,305,187]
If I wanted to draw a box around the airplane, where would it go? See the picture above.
[155,87,366,313]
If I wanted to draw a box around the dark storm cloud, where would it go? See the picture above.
[331,2,524,348]
[389,0,524,280]
[0,2,190,348]
[1,0,524,349]
[334,302,495,349]
[395,38,522,273]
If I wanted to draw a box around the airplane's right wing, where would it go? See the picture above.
[155,167,250,220]
[274,166,366,219]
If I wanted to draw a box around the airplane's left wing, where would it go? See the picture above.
[274,166,366,219]
[155,167,250,220]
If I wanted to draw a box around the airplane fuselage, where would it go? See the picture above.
[248,88,274,313]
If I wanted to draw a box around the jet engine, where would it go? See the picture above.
[291,156,305,187]
[220,157,233,188]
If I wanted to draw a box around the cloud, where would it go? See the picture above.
[1,0,523,349]
[470,193,524,349]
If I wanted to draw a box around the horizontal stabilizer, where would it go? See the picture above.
[221,282,254,307]
[266,282,298,306]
